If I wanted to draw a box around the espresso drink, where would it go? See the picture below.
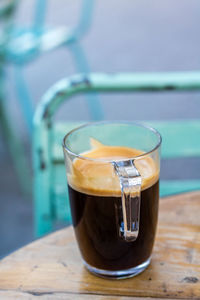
[68,144,159,271]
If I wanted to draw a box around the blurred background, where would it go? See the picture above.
[1,0,200,258]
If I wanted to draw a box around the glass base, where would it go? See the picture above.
[83,257,151,279]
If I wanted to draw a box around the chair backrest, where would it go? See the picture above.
[33,72,200,236]
[7,0,95,63]
[5,0,100,135]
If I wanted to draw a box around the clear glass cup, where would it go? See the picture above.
[63,122,162,279]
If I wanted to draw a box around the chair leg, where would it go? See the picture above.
[68,42,104,120]
[34,176,53,237]
[0,86,32,196]
[34,167,53,237]
[14,66,34,136]
[33,127,53,237]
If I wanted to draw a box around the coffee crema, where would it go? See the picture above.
[68,142,159,197]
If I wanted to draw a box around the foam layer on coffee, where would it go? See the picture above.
[68,140,159,197]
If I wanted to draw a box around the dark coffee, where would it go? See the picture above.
[67,144,159,271]
[68,180,159,271]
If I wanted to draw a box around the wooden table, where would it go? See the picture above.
[0,192,200,299]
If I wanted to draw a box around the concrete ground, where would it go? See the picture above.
[0,0,200,258]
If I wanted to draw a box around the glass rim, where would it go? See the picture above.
[62,121,162,162]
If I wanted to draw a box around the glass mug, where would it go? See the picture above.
[63,122,162,279]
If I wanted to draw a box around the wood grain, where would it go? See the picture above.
[0,291,180,300]
[0,191,199,299]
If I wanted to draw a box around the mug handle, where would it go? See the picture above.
[114,160,141,242]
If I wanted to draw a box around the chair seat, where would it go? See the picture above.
[52,119,200,161]
[149,119,200,158]
[50,120,200,221]
[160,180,200,197]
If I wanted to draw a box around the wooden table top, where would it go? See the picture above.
[0,191,200,299]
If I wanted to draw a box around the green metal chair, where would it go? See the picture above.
[0,0,31,194]
[6,0,103,135]
[1,0,102,194]
[33,72,200,237]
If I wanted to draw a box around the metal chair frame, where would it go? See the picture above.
[34,72,200,236]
